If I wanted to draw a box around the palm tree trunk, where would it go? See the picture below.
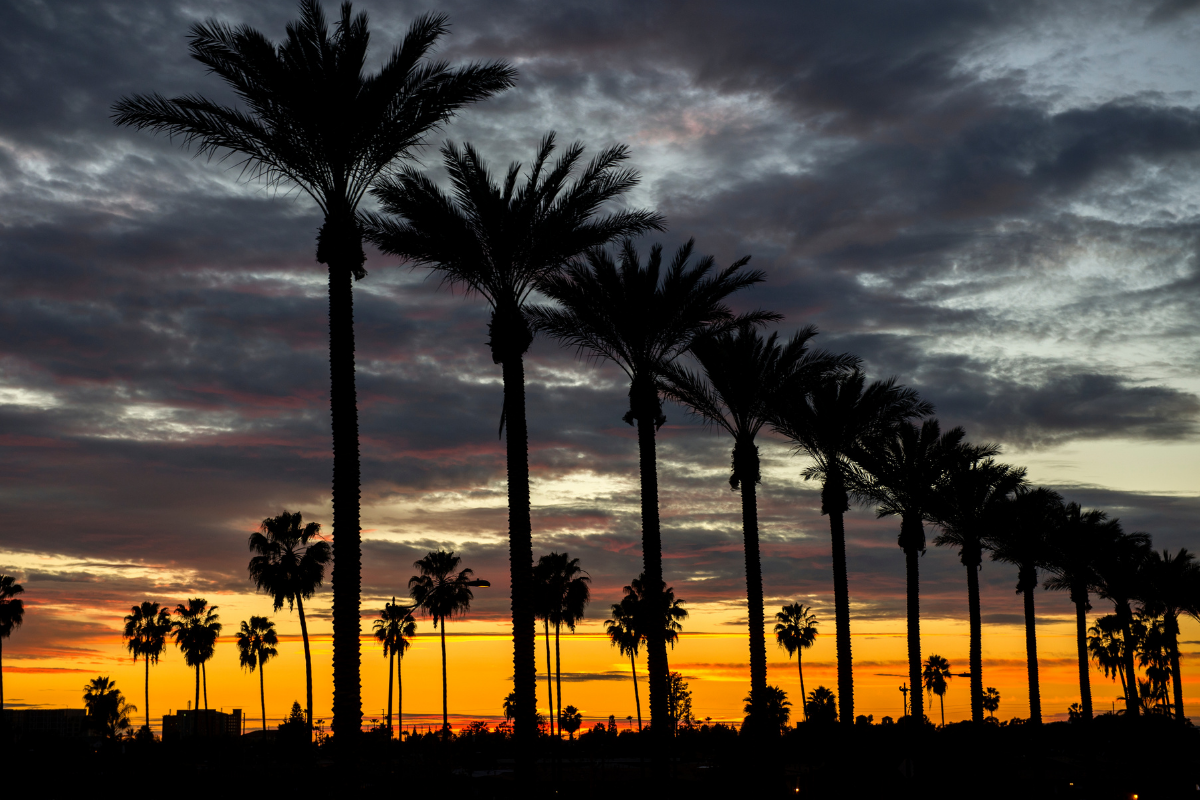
[739,466,769,718]
[500,353,538,755]
[826,491,854,726]
[798,655,807,722]
[544,619,555,737]
[1117,601,1140,716]
[397,654,403,737]
[1022,581,1042,723]
[439,622,449,736]
[0,637,4,713]
[631,651,642,730]
[1073,594,1093,720]
[260,660,267,732]
[1166,611,1185,721]
[965,557,984,723]
[144,657,150,731]
[194,665,200,735]
[555,621,563,739]
[903,538,924,722]
[386,650,394,736]
[202,661,208,709]
[939,692,945,727]
[634,404,670,739]
[295,593,314,732]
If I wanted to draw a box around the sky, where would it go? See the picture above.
[2,0,1199,731]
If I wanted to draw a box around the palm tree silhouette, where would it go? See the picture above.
[770,371,929,724]
[1043,502,1118,721]
[122,601,172,732]
[559,705,583,739]
[662,325,849,725]
[773,604,819,721]
[373,598,416,737]
[1092,524,1152,716]
[922,654,952,727]
[743,685,791,734]
[248,510,331,730]
[409,550,475,736]
[83,676,136,738]
[534,552,591,737]
[853,419,980,724]
[1139,548,1200,721]
[931,457,1025,722]
[988,486,1063,724]
[113,2,515,741]
[363,137,661,751]
[983,686,1000,719]
[235,616,280,731]
[0,575,25,713]
[605,595,644,731]
[172,598,221,733]
[532,239,775,735]
[805,686,837,724]
[1088,614,1138,701]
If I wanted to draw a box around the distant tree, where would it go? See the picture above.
[605,594,643,731]
[1066,702,1085,722]
[248,510,331,730]
[983,687,1001,719]
[743,685,791,735]
[373,598,417,737]
[804,686,837,725]
[83,676,136,738]
[667,672,694,731]
[172,598,221,732]
[1138,548,1200,721]
[1093,528,1153,716]
[409,550,475,736]
[559,705,583,739]
[235,616,279,731]
[0,575,25,713]
[122,601,172,732]
[922,654,952,727]
[605,574,687,733]
[1088,613,1144,706]
[534,552,591,737]
[774,604,819,721]
[503,691,519,722]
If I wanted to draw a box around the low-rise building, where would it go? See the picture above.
[161,708,242,740]
[1,708,88,737]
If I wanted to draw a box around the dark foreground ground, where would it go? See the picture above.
[9,715,1199,799]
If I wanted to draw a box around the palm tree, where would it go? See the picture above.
[235,616,280,731]
[534,552,591,737]
[605,595,643,731]
[363,137,661,748]
[1093,528,1153,716]
[248,510,331,730]
[1088,613,1142,704]
[122,601,172,732]
[662,326,850,725]
[983,687,1000,719]
[930,457,1026,722]
[559,705,583,739]
[532,239,776,735]
[1138,548,1199,721]
[1043,502,1118,721]
[773,604,819,721]
[922,654,952,727]
[83,676,136,738]
[770,371,930,725]
[852,419,983,723]
[172,598,221,732]
[988,486,1062,725]
[805,686,837,724]
[0,575,25,713]
[373,598,417,737]
[113,2,516,740]
[605,574,688,732]
[409,550,475,735]
[742,685,791,735]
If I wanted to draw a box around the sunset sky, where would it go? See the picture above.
[2,0,1200,731]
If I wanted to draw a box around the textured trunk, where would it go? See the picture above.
[397,654,404,735]
[386,650,394,735]
[440,622,449,735]
[1117,601,1140,716]
[145,657,150,731]
[1073,593,1093,720]
[296,594,314,732]
[798,655,807,722]
[555,621,563,738]
[939,692,945,727]
[1167,612,1185,721]
[740,469,768,715]
[965,555,984,723]
[544,619,555,737]
[634,408,670,740]
[260,658,267,731]
[194,665,200,735]
[631,651,642,730]
[904,542,924,722]
[826,491,854,726]
[1022,581,1042,723]
[202,661,208,709]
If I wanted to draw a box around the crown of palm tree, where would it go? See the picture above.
[0,575,25,638]
[122,602,172,664]
[932,458,1027,566]
[1138,548,1200,622]
[624,574,688,647]
[534,552,591,631]
[83,676,136,737]
[774,604,819,657]
[604,598,642,659]
[1042,502,1118,607]
[922,654,951,696]
[409,551,474,627]
[172,598,222,668]
[373,598,417,659]
[249,511,331,611]
[1087,614,1133,681]
[1093,528,1152,607]
[988,486,1064,593]
[235,616,280,673]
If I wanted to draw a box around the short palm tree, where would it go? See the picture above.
[662,325,850,725]
[534,552,591,737]
[1093,527,1153,716]
[248,510,331,730]
[532,238,776,734]
[931,457,1026,722]
[172,598,221,731]
[983,686,1000,719]
[605,595,644,731]
[122,601,172,731]
[83,676,136,738]
[805,686,837,724]
[1137,548,1199,721]
[1043,502,1118,721]
[373,598,417,737]
[409,550,475,735]
[235,616,280,731]
[773,604,819,721]
[851,419,982,723]
[988,486,1063,725]
[770,371,930,725]
[113,1,515,740]
[743,685,791,734]
[363,137,661,748]
[0,575,25,712]
[559,705,583,739]
[922,654,952,727]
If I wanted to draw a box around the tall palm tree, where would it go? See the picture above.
[172,598,221,732]
[1043,502,1118,721]
[235,616,280,731]
[534,552,591,737]
[770,371,930,725]
[851,419,981,723]
[1137,548,1198,721]
[988,486,1062,725]
[930,457,1026,723]
[248,510,331,730]
[662,326,850,725]
[922,655,952,727]
[83,676,136,738]
[605,595,644,731]
[373,598,417,737]
[113,2,515,741]
[409,550,475,735]
[773,604,819,721]
[363,137,661,749]
[1093,527,1153,716]
[122,601,172,732]
[532,239,777,734]
[0,575,25,713]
